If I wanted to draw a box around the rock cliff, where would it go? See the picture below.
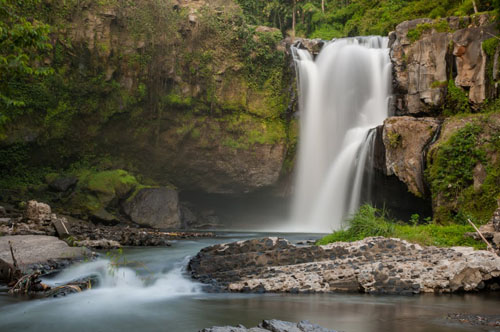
[1,0,296,196]
[381,14,500,223]
[389,15,499,116]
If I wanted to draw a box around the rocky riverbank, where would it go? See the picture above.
[200,320,337,332]
[0,200,215,248]
[188,237,500,294]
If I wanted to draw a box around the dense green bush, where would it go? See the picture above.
[316,204,485,249]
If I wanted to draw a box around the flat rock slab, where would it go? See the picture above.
[0,235,90,270]
[189,237,500,294]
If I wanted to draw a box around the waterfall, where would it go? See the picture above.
[290,36,391,233]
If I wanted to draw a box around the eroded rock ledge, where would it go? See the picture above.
[188,237,500,294]
[200,319,337,332]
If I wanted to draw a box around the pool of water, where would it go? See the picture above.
[0,233,498,332]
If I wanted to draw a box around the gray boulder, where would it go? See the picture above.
[48,176,78,192]
[122,187,181,229]
[0,235,90,271]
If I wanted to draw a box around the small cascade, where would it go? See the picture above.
[41,257,202,299]
[290,36,391,233]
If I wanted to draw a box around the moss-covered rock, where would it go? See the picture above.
[426,112,500,224]
[65,169,139,217]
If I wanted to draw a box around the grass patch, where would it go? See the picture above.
[316,204,485,250]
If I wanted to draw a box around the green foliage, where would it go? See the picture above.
[426,111,500,224]
[316,204,485,249]
[236,0,496,39]
[387,131,401,148]
[0,143,52,188]
[0,0,54,133]
[407,20,451,43]
[316,205,395,243]
[482,37,500,57]
[430,80,447,88]
[427,123,483,204]
[482,36,500,84]
[444,79,470,115]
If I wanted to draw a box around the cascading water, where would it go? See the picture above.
[290,36,392,233]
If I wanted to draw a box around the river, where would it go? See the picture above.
[0,233,498,332]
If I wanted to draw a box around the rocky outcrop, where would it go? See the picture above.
[390,15,499,115]
[200,320,337,332]
[0,200,214,246]
[425,113,500,223]
[381,116,440,197]
[122,187,181,229]
[290,38,325,56]
[0,235,90,272]
[189,237,500,294]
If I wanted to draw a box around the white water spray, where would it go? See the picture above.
[290,36,391,233]
[42,256,202,300]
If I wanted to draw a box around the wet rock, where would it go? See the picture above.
[90,208,120,225]
[48,176,78,192]
[67,216,214,246]
[122,187,181,229]
[0,258,21,283]
[200,320,337,332]
[447,313,500,327]
[189,237,500,294]
[0,235,90,272]
[382,116,440,197]
[75,239,121,249]
[290,38,325,55]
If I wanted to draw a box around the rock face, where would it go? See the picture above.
[390,15,499,115]
[189,237,500,294]
[425,113,500,223]
[381,116,440,197]
[200,320,337,332]
[122,188,181,229]
[2,0,295,196]
[0,235,90,271]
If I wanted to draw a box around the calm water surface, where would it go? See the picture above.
[0,233,498,332]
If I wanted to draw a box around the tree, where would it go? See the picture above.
[0,0,53,125]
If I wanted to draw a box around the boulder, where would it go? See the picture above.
[90,208,120,225]
[24,201,52,223]
[382,116,441,197]
[0,235,90,271]
[122,188,181,229]
[48,176,78,192]
[189,237,500,294]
